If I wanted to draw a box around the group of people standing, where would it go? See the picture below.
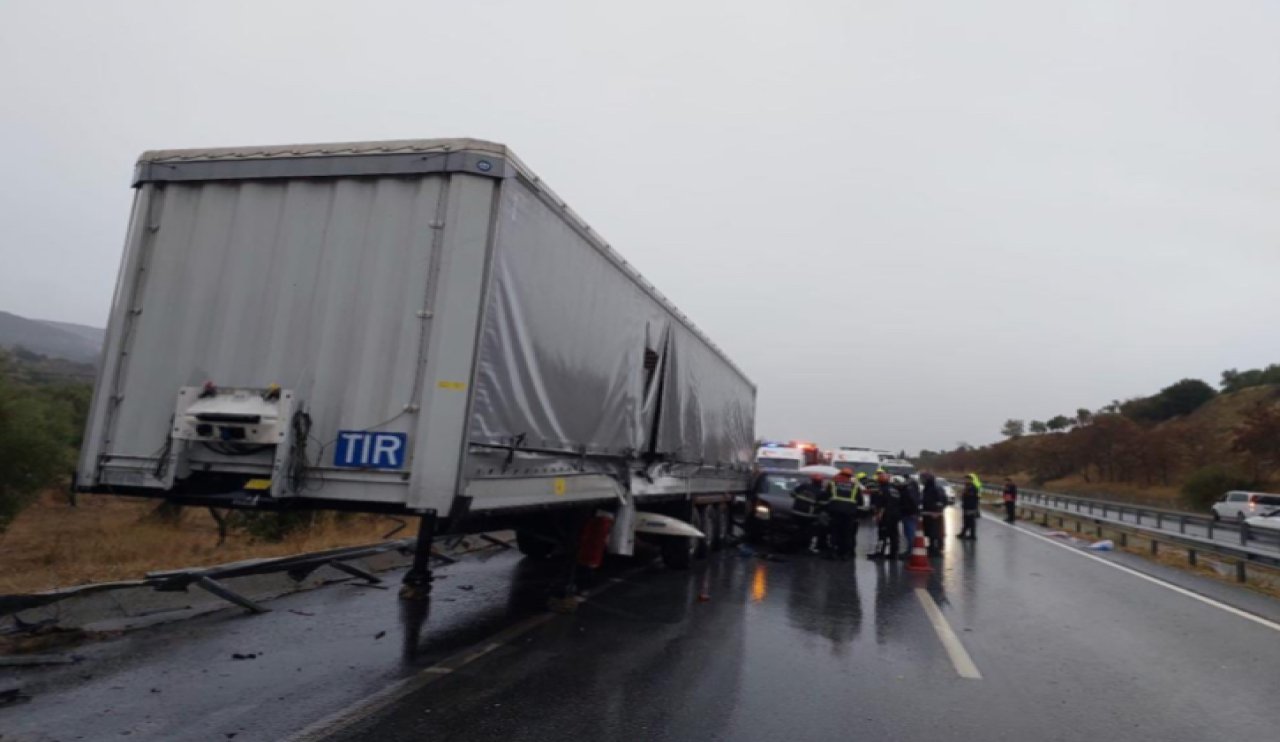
[792,470,997,559]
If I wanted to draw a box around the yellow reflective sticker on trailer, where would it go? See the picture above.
[244,479,272,491]
[437,380,467,391]
[553,478,567,496]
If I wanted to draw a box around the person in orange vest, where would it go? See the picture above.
[1002,477,1019,523]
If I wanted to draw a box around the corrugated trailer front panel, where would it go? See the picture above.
[81,174,449,505]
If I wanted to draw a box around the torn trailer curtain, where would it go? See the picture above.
[468,178,756,470]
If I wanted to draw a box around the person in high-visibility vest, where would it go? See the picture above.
[825,468,866,560]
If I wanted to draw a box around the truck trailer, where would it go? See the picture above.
[76,138,756,588]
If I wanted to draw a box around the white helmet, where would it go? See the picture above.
[890,475,907,485]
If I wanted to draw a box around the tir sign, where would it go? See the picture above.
[334,431,407,469]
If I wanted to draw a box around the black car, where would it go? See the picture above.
[745,469,829,547]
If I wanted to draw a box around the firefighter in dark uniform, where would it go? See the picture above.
[868,471,905,560]
[920,471,946,556]
[791,473,829,552]
[958,472,982,540]
[825,468,865,560]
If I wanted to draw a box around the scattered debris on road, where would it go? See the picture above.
[0,653,79,667]
[1,686,32,706]
[1087,540,1115,551]
[231,652,258,660]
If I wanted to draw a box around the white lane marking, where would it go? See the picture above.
[283,612,555,742]
[283,566,646,742]
[914,588,983,680]
[984,515,1280,634]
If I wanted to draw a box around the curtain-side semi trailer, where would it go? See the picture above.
[76,138,757,593]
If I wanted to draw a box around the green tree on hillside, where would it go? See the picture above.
[0,357,80,533]
[1000,419,1025,439]
[1220,365,1280,393]
[1075,408,1093,427]
[1028,420,1048,435]
[1046,415,1071,432]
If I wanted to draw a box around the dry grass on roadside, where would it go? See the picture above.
[0,490,415,594]
[1037,476,1184,509]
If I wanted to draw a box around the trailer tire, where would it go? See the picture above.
[515,528,557,560]
[661,534,695,570]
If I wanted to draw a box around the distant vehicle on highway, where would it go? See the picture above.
[935,477,958,506]
[755,441,822,471]
[879,459,918,479]
[831,446,881,473]
[1244,508,1280,533]
[1211,491,1280,522]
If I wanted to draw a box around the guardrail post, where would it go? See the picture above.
[1236,561,1247,583]
[1179,516,1186,534]
[1207,520,1214,539]
[1135,509,1142,525]
[1089,501,1094,515]
[1156,512,1163,529]
[1102,504,1108,518]
[1240,523,1249,546]
[1188,549,1196,566]
[1150,539,1158,556]
[1120,532,1128,548]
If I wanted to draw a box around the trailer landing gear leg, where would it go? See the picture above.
[400,510,437,601]
[547,512,590,614]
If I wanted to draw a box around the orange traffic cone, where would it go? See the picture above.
[906,532,933,573]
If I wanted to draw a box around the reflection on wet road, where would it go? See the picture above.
[329,511,1280,742]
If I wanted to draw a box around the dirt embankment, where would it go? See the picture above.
[0,490,413,594]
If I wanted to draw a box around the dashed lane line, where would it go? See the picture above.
[282,567,646,742]
[914,587,983,680]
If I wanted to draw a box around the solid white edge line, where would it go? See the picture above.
[282,565,647,742]
[914,588,983,680]
[984,514,1280,634]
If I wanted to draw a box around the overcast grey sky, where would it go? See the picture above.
[2,0,1278,454]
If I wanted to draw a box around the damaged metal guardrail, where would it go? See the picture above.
[0,536,468,620]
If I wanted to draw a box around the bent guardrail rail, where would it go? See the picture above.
[0,535,506,621]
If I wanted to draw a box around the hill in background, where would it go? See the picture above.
[0,310,103,365]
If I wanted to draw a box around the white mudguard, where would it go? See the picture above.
[633,512,705,539]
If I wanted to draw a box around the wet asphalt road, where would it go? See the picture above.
[325,511,1280,742]
[5,511,1280,741]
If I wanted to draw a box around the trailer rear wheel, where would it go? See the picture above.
[661,534,695,569]
[516,528,557,559]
